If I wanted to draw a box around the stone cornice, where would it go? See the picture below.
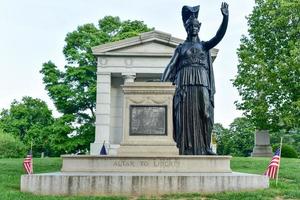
[122,82,176,95]
[92,30,219,59]
[95,52,174,57]
[92,30,183,55]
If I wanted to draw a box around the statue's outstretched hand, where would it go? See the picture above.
[221,2,229,16]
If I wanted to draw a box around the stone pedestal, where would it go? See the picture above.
[251,130,273,157]
[117,82,178,156]
[21,155,269,196]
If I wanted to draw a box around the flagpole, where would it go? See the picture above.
[30,140,33,174]
[275,137,283,186]
[30,140,33,154]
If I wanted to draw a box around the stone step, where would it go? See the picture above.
[21,172,269,196]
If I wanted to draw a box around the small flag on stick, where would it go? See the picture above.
[275,137,283,186]
[23,141,33,174]
[23,150,33,174]
[264,148,280,179]
[100,141,107,155]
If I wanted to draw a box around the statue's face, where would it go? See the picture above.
[187,21,200,36]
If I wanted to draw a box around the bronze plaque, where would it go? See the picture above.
[130,105,167,135]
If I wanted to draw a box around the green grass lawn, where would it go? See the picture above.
[0,157,299,200]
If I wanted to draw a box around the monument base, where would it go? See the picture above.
[251,130,273,157]
[20,155,269,196]
[251,145,273,157]
[61,155,232,173]
[21,172,269,196]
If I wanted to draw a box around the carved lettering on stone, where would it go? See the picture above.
[111,159,180,168]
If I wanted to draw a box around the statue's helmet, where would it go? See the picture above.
[182,5,201,30]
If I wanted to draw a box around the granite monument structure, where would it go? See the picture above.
[21,3,269,196]
[251,130,273,157]
[162,3,228,155]
[89,30,206,155]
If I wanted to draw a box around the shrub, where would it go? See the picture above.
[0,130,26,158]
[273,144,298,158]
[281,145,299,158]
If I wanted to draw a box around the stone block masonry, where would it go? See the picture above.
[21,172,269,196]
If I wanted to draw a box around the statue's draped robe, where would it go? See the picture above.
[162,41,215,155]
[162,10,227,155]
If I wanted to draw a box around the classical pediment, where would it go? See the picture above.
[92,30,218,59]
[92,30,183,56]
[111,41,176,55]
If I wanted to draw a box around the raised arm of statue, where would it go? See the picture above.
[203,2,229,50]
[161,46,180,82]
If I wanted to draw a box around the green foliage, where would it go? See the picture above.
[214,117,255,156]
[289,131,300,155]
[40,16,152,152]
[0,97,54,155]
[44,115,77,156]
[281,145,298,158]
[213,123,230,155]
[268,128,300,156]
[233,0,300,132]
[0,130,26,158]
[228,117,255,156]
[273,144,298,158]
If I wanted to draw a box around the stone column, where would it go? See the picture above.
[107,72,136,156]
[90,72,111,155]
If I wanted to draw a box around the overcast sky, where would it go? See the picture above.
[0,0,255,127]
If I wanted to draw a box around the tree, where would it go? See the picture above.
[40,16,152,151]
[227,117,255,156]
[233,0,300,133]
[0,129,26,158]
[0,96,54,155]
[45,114,77,156]
[214,118,256,156]
[213,123,230,155]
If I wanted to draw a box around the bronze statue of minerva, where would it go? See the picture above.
[161,2,229,155]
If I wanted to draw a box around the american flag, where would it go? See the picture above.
[23,151,33,174]
[264,148,281,179]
